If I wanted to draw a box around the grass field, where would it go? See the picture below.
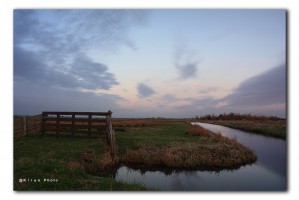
[14,135,149,191]
[14,120,256,190]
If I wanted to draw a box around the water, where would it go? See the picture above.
[114,123,287,191]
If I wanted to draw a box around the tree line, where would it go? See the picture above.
[197,113,284,120]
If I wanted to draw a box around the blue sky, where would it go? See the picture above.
[13,9,286,118]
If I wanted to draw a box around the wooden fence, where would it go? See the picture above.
[42,111,116,157]
[14,114,42,136]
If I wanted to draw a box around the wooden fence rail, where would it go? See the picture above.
[41,111,116,158]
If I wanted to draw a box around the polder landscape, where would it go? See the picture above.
[14,113,286,191]
[13,10,286,191]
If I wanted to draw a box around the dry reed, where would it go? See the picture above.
[122,142,256,170]
[78,148,119,173]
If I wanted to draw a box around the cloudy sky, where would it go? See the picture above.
[13,9,286,118]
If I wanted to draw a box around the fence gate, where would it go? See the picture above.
[41,111,116,157]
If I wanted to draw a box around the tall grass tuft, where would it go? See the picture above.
[78,147,119,174]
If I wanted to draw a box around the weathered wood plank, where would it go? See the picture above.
[42,117,107,122]
[42,111,110,116]
[44,129,105,134]
[43,124,106,129]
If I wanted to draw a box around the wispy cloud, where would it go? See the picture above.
[14,10,147,90]
[137,83,155,98]
[14,46,119,90]
[198,87,221,94]
[173,97,215,110]
[173,41,200,80]
[175,62,198,80]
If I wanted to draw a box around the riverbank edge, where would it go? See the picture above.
[115,122,257,173]
[195,120,286,139]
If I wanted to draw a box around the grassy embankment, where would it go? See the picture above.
[199,120,286,139]
[116,120,256,170]
[196,113,286,139]
[14,119,256,190]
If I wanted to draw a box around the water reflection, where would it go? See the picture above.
[116,164,285,191]
[112,123,286,191]
[194,122,287,179]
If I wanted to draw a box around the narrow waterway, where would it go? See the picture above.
[114,123,287,191]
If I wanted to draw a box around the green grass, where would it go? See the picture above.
[116,121,216,154]
[14,135,149,191]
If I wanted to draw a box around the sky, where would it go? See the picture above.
[13,9,286,118]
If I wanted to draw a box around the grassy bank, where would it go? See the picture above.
[199,120,286,139]
[116,121,256,170]
[14,120,257,190]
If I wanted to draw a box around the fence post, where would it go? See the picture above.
[56,114,60,135]
[106,115,110,144]
[72,114,75,135]
[88,114,92,136]
[41,112,47,135]
[23,116,27,136]
[106,110,115,158]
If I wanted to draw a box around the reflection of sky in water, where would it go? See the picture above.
[116,164,285,191]
[115,123,286,191]
[196,123,286,178]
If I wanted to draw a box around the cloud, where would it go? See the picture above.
[175,63,198,80]
[156,64,286,118]
[173,40,199,80]
[13,46,47,81]
[13,81,125,116]
[137,83,155,98]
[221,64,286,107]
[14,46,119,90]
[14,10,147,90]
[174,98,215,111]
[14,10,148,54]
[161,94,179,102]
[161,94,194,104]
[156,96,220,118]
[198,87,221,94]
[68,55,119,90]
